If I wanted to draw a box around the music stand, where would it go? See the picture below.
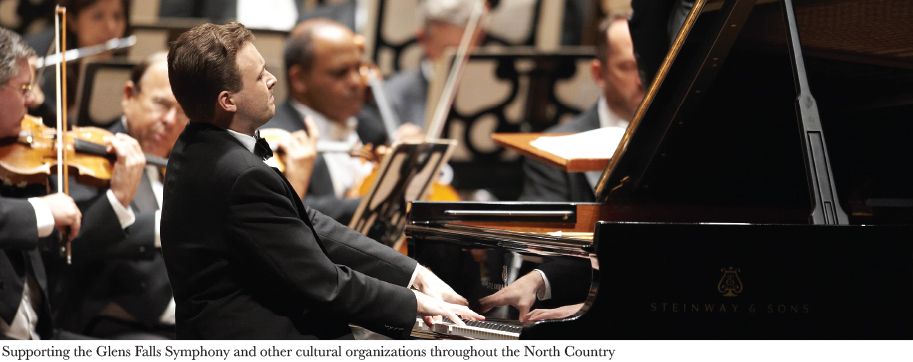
[74,61,135,127]
[349,140,456,248]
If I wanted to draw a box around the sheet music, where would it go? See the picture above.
[529,127,625,160]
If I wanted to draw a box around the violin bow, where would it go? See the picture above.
[54,6,72,264]
[425,0,489,141]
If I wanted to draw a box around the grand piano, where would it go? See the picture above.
[406,0,913,339]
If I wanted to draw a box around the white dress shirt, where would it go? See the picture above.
[3,180,137,339]
[584,96,629,188]
[289,100,373,198]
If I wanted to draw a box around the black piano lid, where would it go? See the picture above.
[593,0,913,225]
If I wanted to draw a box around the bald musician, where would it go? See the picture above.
[262,18,389,225]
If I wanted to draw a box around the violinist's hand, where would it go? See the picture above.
[393,123,425,143]
[524,303,584,322]
[476,271,544,321]
[278,116,319,199]
[107,133,146,207]
[38,193,81,241]
[413,265,468,306]
[414,290,484,328]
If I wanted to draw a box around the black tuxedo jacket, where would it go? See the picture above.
[161,122,417,339]
[519,105,600,203]
[1,188,55,340]
[262,100,387,224]
[46,120,173,335]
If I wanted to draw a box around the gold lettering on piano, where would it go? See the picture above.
[718,266,743,297]
[650,302,809,314]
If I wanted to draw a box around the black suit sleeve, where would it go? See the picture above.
[304,157,362,225]
[0,196,40,250]
[536,258,592,306]
[67,184,157,262]
[227,166,416,338]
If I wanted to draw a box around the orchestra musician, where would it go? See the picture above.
[476,13,645,322]
[262,18,388,225]
[160,22,481,339]
[45,52,187,340]
[25,0,129,124]
[371,0,485,139]
[1,26,82,340]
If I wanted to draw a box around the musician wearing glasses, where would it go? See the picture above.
[0,27,82,340]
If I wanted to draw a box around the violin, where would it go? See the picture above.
[0,114,167,188]
[257,127,375,173]
[351,62,460,200]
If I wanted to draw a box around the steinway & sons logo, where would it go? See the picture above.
[718,266,743,297]
[648,266,809,315]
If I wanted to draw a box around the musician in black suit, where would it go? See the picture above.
[479,14,645,322]
[0,27,81,340]
[262,19,388,225]
[161,22,480,339]
[48,52,187,339]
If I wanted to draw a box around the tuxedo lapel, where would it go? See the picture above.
[269,167,330,256]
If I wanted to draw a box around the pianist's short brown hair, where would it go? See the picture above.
[167,22,254,122]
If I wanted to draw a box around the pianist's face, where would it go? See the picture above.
[593,19,644,121]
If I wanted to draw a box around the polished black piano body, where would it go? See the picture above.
[538,222,913,339]
[407,0,913,339]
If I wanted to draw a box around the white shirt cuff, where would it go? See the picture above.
[106,189,136,229]
[408,264,420,289]
[154,210,162,248]
[534,269,552,301]
[27,197,55,238]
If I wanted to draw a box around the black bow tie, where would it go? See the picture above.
[254,133,273,161]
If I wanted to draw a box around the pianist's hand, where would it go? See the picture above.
[414,290,484,328]
[413,265,469,306]
[476,271,544,320]
[524,303,584,322]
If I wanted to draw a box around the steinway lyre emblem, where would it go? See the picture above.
[718,267,743,297]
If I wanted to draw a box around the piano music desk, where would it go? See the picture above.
[492,133,609,172]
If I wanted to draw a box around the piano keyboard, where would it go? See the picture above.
[412,317,521,340]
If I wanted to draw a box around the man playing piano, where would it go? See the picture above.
[478,13,644,322]
[160,22,482,339]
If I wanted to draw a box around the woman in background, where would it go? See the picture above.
[25,0,129,125]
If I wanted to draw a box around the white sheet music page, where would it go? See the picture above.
[528,126,626,160]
